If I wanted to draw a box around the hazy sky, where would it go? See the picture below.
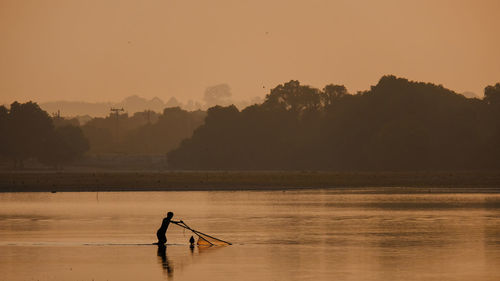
[1,0,499,103]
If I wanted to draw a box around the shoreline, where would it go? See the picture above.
[1,171,500,193]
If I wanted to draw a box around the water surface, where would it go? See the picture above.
[1,190,499,281]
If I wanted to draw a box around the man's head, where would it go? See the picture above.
[167,212,174,218]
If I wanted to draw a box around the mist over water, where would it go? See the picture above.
[1,190,499,281]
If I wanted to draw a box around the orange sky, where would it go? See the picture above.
[1,0,499,103]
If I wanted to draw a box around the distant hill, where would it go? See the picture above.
[39,94,262,117]
[40,96,184,117]
[40,101,113,117]
[461,91,480,99]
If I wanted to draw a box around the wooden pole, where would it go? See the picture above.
[172,221,232,245]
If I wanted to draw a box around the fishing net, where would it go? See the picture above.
[196,233,231,246]
[173,221,231,246]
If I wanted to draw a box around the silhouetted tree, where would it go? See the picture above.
[4,102,54,168]
[0,102,90,169]
[484,83,500,105]
[123,107,206,154]
[81,126,114,153]
[52,115,80,128]
[170,105,239,169]
[81,107,205,154]
[483,82,500,167]
[38,125,89,169]
[0,106,8,161]
[168,76,498,170]
[263,80,321,115]
[322,84,348,107]
[81,112,130,153]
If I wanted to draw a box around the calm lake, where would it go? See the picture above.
[1,190,499,281]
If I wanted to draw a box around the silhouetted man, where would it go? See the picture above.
[156,212,178,245]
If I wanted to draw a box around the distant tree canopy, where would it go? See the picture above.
[203,84,233,108]
[168,76,500,170]
[0,102,89,169]
[0,105,8,161]
[38,125,90,168]
[484,83,500,105]
[2,76,499,171]
[81,107,206,154]
[52,115,80,128]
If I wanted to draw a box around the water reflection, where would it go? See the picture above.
[155,242,228,280]
[0,191,499,281]
[157,244,173,278]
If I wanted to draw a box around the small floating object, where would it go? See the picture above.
[189,235,195,248]
[172,220,231,246]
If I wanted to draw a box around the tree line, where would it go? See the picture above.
[0,102,206,169]
[2,75,499,171]
[81,107,205,154]
[0,102,89,169]
[168,76,500,170]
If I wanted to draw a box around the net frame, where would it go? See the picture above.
[172,221,231,246]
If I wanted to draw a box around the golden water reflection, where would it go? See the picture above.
[0,190,499,281]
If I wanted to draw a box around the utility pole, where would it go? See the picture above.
[110,107,124,141]
[52,110,61,118]
[145,109,152,154]
[110,107,124,116]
